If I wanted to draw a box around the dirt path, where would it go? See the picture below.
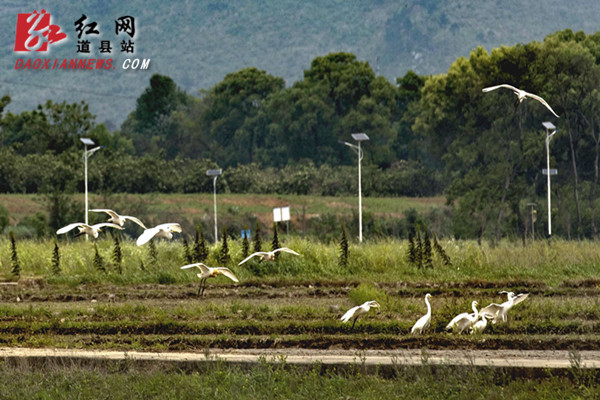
[1,347,599,369]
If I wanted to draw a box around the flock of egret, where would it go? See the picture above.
[342,291,529,334]
[57,209,182,245]
[57,209,530,333]
[56,208,301,295]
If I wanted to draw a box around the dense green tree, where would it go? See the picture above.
[121,74,191,157]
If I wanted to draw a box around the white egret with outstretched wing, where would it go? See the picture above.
[57,222,123,239]
[238,247,300,265]
[136,223,182,246]
[446,300,479,334]
[340,300,380,329]
[181,262,239,296]
[90,209,147,229]
[482,84,559,118]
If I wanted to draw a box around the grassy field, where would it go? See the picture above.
[2,234,600,396]
[1,238,600,351]
[0,360,598,400]
[0,193,447,239]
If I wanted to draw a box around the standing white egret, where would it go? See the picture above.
[89,209,147,229]
[411,293,432,335]
[482,84,559,118]
[340,300,380,329]
[446,301,479,334]
[180,262,239,296]
[238,247,300,265]
[136,223,182,246]
[470,314,490,334]
[56,222,123,239]
[480,291,529,324]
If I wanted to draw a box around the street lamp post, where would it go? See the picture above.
[80,138,102,240]
[542,122,557,244]
[206,169,222,244]
[339,133,369,242]
[527,202,536,242]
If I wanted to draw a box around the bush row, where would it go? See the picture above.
[0,148,443,197]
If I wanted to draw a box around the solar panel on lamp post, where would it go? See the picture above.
[80,138,102,240]
[542,122,557,245]
[206,169,222,244]
[339,133,369,242]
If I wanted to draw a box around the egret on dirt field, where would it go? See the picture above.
[89,209,147,229]
[480,291,529,324]
[482,84,559,118]
[238,247,300,265]
[136,223,182,246]
[180,262,239,296]
[56,222,123,238]
[411,293,432,335]
[446,300,479,334]
[340,300,380,329]
[470,314,490,334]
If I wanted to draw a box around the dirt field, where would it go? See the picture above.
[1,279,599,353]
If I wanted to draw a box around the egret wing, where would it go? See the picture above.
[136,227,159,246]
[524,93,559,118]
[216,267,239,282]
[446,312,469,329]
[156,223,182,233]
[122,215,147,229]
[479,303,503,318]
[273,247,300,256]
[482,84,519,93]
[90,209,119,219]
[180,263,210,273]
[340,306,359,322]
[238,252,268,265]
[92,223,123,230]
[512,293,529,305]
[56,223,86,235]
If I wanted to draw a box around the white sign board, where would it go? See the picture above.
[273,206,291,222]
[273,208,282,222]
[542,169,558,175]
[281,206,290,221]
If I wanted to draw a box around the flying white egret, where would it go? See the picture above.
[180,262,239,296]
[238,247,300,265]
[136,223,182,246]
[480,291,529,324]
[56,222,123,239]
[482,84,559,118]
[89,209,147,229]
[470,314,490,334]
[446,300,479,334]
[340,300,380,329]
[410,293,432,335]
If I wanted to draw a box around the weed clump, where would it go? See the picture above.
[194,225,208,263]
[272,223,280,261]
[339,223,349,268]
[94,243,105,273]
[51,241,61,275]
[10,231,20,277]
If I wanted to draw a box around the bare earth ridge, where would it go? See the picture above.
[1,348,599,369]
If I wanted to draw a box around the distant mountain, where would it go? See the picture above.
[2,0,600,128]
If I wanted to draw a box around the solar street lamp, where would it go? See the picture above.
[339,133,369,242]
[206,169,222,244]
[80,138,102,239]
[542,122,557,244]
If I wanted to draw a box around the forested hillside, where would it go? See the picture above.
[2,0,600,126]
[2,27,600,242]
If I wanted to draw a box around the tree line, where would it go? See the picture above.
[2,29,600,241]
